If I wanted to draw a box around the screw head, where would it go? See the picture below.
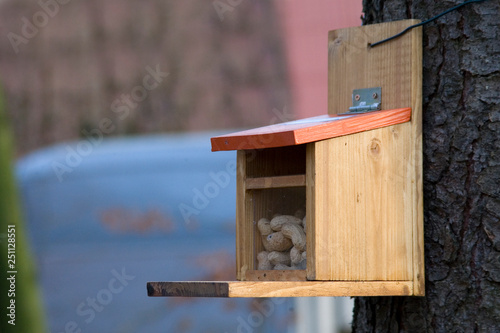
[354,94,361,101]
[372,92,378,99]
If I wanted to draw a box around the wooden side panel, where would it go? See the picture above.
[306,143,316,280]
[411,26,425,296]
[236,151,253,280]
[312,125,413,281]
[313,20,424,286]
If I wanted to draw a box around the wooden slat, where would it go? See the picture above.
[147,280,414,297]
[228,281,413,297]
[245,270,307,281]
[411,24,425,296]
[147,282,229,297]
[246,175,306,189]
[211,108,411,151]
[305,144,316,280]
[236,151,253,280]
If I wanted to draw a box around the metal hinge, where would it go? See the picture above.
[339,87,382,115]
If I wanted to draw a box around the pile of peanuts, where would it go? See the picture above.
[257,210,306,270]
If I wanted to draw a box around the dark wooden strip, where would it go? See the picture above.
[147,282,229,297]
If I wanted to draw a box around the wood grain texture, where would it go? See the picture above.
[147,281,413,297]
[410,24,425,297]
[311,124,413,281]
[246,175,306,189]
[211,108,411,151]
[245,270,307,281]
[236,151,253,280]
[306,143,316,280]
[328,20,420,115]
[237,149,307,281]
[147,282,229,297]
[306,20,423,289]
[228,280,413,297]
[245,145,306,177]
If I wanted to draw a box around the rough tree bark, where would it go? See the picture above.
[353,0,500,332]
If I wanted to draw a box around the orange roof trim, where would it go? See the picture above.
[211,108,412,151]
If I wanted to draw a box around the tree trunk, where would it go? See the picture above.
[353,1,500,332]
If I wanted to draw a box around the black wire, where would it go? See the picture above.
[368,0,489,48]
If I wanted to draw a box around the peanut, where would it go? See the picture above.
[257,218,272,236]
[257,251,272,270]
[270,215,302,231]
[290,246,302,265]
[292,259,307,270]
[281,222,306,251]
[262,232,293,252]
[258,209,307,271]
[268,251,291,266]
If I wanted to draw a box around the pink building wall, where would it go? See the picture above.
[277,1,363,119]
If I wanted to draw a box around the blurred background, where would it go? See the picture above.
[0,0,362,332]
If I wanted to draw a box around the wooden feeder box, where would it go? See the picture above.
[148,20,424,297]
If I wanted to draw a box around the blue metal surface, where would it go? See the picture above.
[16,132,296,333]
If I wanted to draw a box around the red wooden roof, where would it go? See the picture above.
[211,108,411,151]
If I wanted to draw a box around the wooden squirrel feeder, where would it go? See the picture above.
[148,19,424,297]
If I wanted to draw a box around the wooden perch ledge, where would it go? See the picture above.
[147,281,414,298]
